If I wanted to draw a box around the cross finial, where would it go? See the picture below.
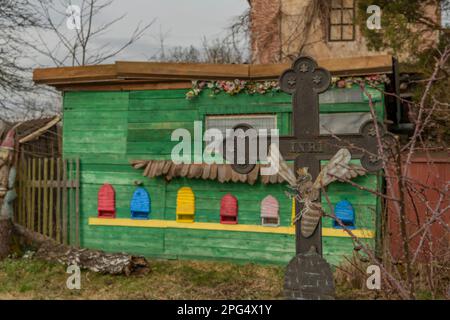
[279,56,331,95]
[299,63,309,73]
[279,56,331,138]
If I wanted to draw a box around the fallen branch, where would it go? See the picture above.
[13,223,150,276]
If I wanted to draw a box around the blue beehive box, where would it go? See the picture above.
[333,200,355,229]
[130,187,151,220]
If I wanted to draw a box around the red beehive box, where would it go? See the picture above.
[98,183,116,218]
[220,194,238,224]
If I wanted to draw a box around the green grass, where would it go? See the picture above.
[0,257,285,300]
[2,256,402,300]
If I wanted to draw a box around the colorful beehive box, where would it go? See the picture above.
[130,187,151,220]
[261,195,280,227]
[220,194,238,224]
[176,187,195,223]
[333,200,356,229]
[97,183,116,218]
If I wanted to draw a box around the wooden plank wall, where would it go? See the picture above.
[62,86,384,266]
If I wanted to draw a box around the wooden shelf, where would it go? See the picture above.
[88,217,375,239]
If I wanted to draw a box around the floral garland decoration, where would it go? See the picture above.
[332,74,391,89]
[185,80,280,99]
[185,74,391,100]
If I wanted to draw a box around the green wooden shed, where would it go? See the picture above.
[33,55,394,266]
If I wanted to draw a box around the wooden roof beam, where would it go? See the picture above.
[115,61,250,80]
[33,55,393,88]
[249,55,394,79]
[33,64,117,85]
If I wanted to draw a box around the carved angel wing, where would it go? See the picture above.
[267,143,297,187]
[312,148,367,190]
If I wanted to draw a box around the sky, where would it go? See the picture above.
[5,0,248,120]
[29,0,450,67]
[32,0,249,66]
[98,0,249,59]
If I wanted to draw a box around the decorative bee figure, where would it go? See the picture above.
[268,144,367,237]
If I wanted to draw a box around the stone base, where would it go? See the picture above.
[284,251,335,300]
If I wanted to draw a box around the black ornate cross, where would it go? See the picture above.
[278,56,388,255]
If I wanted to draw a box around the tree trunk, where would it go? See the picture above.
[14,223,149,275]
[0,216,13,260]
[0,127,16,261]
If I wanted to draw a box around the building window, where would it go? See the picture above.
[261,195,280,227]
[328,0,356,42]
[333,200,356,229]
[176,187,195,223]
[98,183,116,219]
[205,114,277,164]
[220,194,238,224]
[130,187,151,220]
[320,112,372,135]
[205,115,277,135]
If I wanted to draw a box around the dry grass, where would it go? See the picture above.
[0,257,285,300]
[333,255,450,300]
[4,255,435,300]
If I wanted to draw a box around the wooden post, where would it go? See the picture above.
[43,158,48,236]
[37,158,42,234]
[27,158,31,229]
[69,159,74,245]
[56,158,61,243]
[17,153,23,225]
[62,159,68,245]
[24,158,28,228]
[49,158,54,239]
[21,152,25,226]
[31,158,36,231]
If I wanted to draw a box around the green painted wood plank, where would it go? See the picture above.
[128,122,194,130]
[64,153,130,165]
[128,110,199,123]
[129,99,196,111]
[126,142,190,155]
[127,129,181,142]
[63,143,126,154]
[129,89,188,100]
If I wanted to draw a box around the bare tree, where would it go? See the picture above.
[226,7,251,62]
[33,0,155,66]
[150,12,250,64]
[274,46,449,300]
[2,0,155,120]
[151,36,247,64]
[326,47,450,299]
[0,0,51,121]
